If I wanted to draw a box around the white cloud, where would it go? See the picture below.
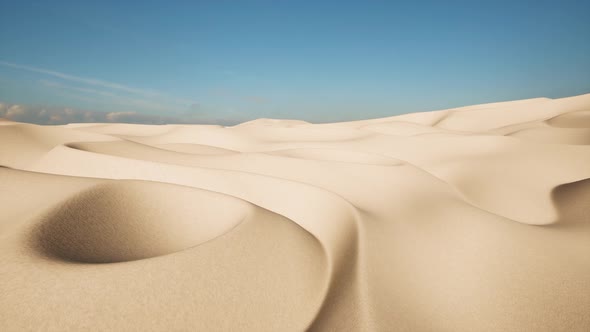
[106,111,137,122]
[6,105,25,117]
[0,101,239,126]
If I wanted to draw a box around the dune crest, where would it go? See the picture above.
[1,94,590,331]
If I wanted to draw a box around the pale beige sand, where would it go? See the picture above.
[1,94,590,331]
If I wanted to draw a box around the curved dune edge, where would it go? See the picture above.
[1,93,590,331]
[29,180,252,263]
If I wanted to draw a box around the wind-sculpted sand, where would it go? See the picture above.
[1,94,590,331]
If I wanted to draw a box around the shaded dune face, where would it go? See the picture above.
[495,110,590,145]
[547,110,590,128]
[31,180,250,263]
[552,178,590,228]
[499,110,590,145]
[507,126,590,145]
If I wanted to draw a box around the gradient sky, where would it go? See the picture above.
[1,0,589,124]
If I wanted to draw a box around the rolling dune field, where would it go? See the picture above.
[1,94,590,331]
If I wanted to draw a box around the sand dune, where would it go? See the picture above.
[1,94,590,331]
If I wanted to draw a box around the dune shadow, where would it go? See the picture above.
[550,178,590,228]
[29,180,250,264]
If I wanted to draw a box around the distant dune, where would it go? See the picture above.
[1,94,590,331]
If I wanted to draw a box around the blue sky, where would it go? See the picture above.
[1,0,589,124]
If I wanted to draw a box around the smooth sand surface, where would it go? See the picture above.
[1,94,590,331]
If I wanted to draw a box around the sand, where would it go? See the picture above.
[1,93,590,331]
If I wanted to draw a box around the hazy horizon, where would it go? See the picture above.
[1,0,589,125]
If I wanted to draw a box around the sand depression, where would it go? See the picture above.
[31,180,251,263]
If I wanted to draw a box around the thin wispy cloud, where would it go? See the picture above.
[38,79,118,98]
[0,60,196,108]
[0,60,271,123]
[37,79,181,113]
[0,60,151,96]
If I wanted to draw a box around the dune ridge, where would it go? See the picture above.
[1,93,590,331]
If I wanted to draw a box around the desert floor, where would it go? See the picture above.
[1,94,590,331]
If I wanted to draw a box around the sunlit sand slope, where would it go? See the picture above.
[1,93,590,331]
